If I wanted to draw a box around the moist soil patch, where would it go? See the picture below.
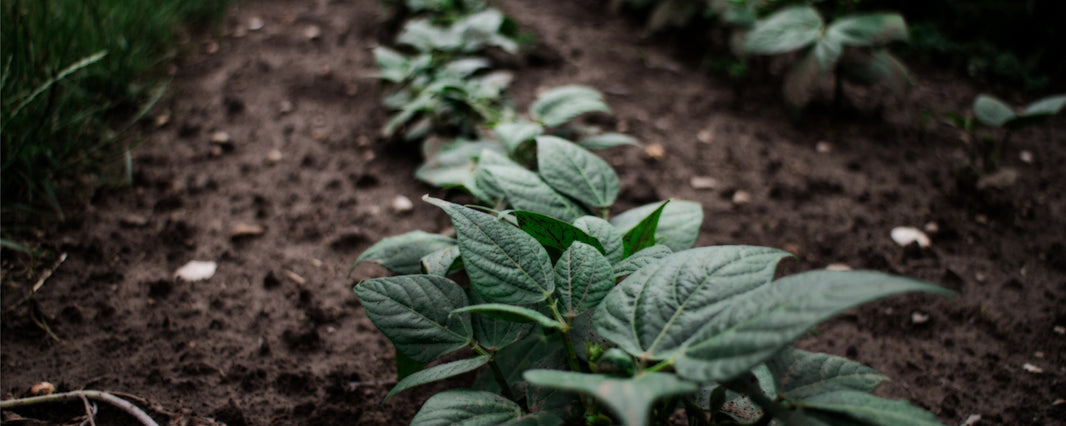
[2,0,1064,424]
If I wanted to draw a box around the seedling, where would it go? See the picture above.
[742,5,911,111]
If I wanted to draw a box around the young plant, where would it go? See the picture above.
[352,134,948,426]
[742,5,911,111]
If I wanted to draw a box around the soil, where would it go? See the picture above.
[2,0,1065,425]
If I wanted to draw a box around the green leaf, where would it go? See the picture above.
[795,390,943,426]
[1021,94,1066,117]
[386,356,490,400]
[555,242,614,318]
[469,291,533,352]
[441,57,492,78]
[743,6,823,55]
[395,349,426,381]
[613,244,672,279]
[421,245,462,276]
[374,47,410,83]
[676,270,952,382]
[453,303,563,330]
[825,13,908,47]
[516,210,606,255]
[355,231,456,275]
[783,50,821,110]
[425,197,556,304]
[509,413,566,426]
[410,390,524,426]
[537,136,621,210]
[398,19,462,53]
[620,201,668,258]
[495,121,544,153]
[766,348,887,401]
[572,216,625,264]
[353,275,473,363]
[973,94,1017,127]
[812,38,842,72]
[476,328,566,395]
[839,49,911,97]
[612,200,703,252]
[530,85,611,127]
[524,371,699,426]
[577,132,641,150]
[476,164,586,222]
[594,246,792,360]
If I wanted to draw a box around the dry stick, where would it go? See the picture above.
[0,390,158,426]
[78,394,97,426]
[32,252,68,294]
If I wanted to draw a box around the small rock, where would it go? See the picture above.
[1019,150,1033,164]
[961,414,981,426]
[155,113,171,127]
[923,221,939,233]
[210,131,231,145]
[1054,325,1065,335]
[175,261,217,282]
[891,227,930,248]
[1022,363,1044,374]
[120,214,150,227]
[975,214,989,224]
[311,129,328,141]
[689,176,718,190]
[975,272,987,283]
[279,100,294,114]
[30,382,55,396]
[976,167,1018,190]
[283,270,306,285]
[826,263,852,271]
[205,41,219,54]
[732,190,751,205]
[815,141,832,153]
[309,258,323,268]
[230,223,265,238]
[248,17,265,31]
[911,312,930,324]
[1034,351,1044,358]
[645,143,665,160]
[304,25,322,40]
[391,195,414,214]
[266,149,283,164]
[697,130,713,144]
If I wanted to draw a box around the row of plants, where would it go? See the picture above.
[353,1,952,424]
[1,0,232,230]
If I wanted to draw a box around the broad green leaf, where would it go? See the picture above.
[767,348,887,401]
[395,349,426,381]
[476,328,565,395]
[537,136,620,210]
[398,19,462,53]
[453,303,563,330]
[495,121,544,153]
[1021,94,1066,117]
[524,371,698,426]
[812,38,842,72]
[353,275,472,363]
[476,164,586,222]
[743,6,823,55]
[612,200,703,252]
[839,49,911,97]
[783,50,821,109]
[516,210,606,255]
[469,291,533,352]
[595,246,790,360]
[795,390,943,426]
[577,132,641,150]
[573,216,625,264]
[620,201,668,258]
[386,356,490,400]
[410,390,523,426]
[676,271,952,382]
[374,47,410,83]
[355,231,456,275]
[613,244,672,279]
[973,94,1017,128]
[555,242,614,318]
[421,245,462,276]
[525,385,580,422]
[530,85,611,127]
[825,13,908,47]
[425,197,555,304]
[441,58,492,78]
[509,413,565,426]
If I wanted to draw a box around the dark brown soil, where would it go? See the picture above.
[3,0,1064,425]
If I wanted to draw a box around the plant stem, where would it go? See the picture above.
[644,358,674,374]
[724,372,797,425]
[545,296,593,415]
[0,390,159,426]
[600,207,610,221]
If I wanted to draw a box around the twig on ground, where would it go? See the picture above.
[0,390,158,426]
[78,394,97,426]
[32,252,67,294]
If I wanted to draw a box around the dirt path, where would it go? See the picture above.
[2,0,1064,424]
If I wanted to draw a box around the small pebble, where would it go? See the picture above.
[1054,325,1065,335]
[304,25,322,40]
[248,17,265,31]
[210,131,231,144]
[175,261,217,282]
[815,141,832,153]
[1019,150,1033,164]
[1034,351,1044,358]
[689,176,718,190]
[890,227,930,248]
[266,149,283,164]
[1054,399,1065,406]
[283,270,306,285]
[911,312,930,324]
[30,382,55,396]
[230,223,265,238]
[645,143,665,160]
[923,221,939,233]
[1022,363,1043,374]
[697,130,713,144]
[205,41,219,54]
[120,214,150,228]
[391,195,414,214]
[155,113,171,127]
[732,190,751,205]
[279,100,294,114]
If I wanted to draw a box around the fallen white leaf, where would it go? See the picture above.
[175,261,217,281]
[891,227,931,247]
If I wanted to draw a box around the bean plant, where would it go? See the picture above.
[352,132,948,425]
[742,5,911,111]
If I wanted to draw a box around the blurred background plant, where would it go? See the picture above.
[1,0,232,234]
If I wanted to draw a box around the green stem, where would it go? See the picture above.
[600,207,610,221]
[545,296,593,415]
[644,358,674,374]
